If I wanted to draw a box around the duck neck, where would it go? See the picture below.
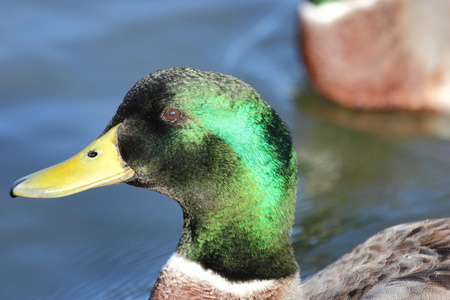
[175,155,299,282]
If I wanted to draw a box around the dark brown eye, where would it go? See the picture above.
[162,108,182,122]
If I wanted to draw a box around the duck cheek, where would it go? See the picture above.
[117,139,171,187]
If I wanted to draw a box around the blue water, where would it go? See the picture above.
[2,0,450,299]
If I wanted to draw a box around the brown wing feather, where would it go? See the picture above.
[301,219,450,299]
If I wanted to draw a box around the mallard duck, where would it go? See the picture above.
[10,67,450,299]
[299,0,450,112]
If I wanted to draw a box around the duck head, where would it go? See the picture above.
[11,67,298,281]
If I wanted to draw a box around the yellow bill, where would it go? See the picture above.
[10,123,135,198]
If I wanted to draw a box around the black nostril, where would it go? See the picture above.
[87,150,98,158]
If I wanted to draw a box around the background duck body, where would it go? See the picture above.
[9,68,450,299]
[299,0,450,111]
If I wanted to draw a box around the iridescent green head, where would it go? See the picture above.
[106,67,299,280]
[11,67,299,282]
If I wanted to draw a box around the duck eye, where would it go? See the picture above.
[162,108,182,122]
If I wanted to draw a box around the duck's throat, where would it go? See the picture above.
[175,189,299,282]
